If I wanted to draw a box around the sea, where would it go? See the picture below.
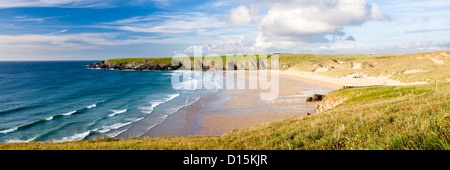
[0,61,219,143]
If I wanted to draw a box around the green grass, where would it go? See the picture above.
[1,82,449,150]
[105,54,274,69]
[107,57,173,65]
[285,51,450,83]
[103,51,449,83]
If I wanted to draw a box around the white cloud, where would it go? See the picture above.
[149,0,174,7]
[0,33,178,53]
[368,4,389,20]
[4,0,445,59]
[0,0,114,8]
[229,5,252,26]
[298,40,450,54]
[180,35,270,55]
[182,0,392,55]
[93,11,260,47]
[14,15,68,23]
[0,0,177,8]
[197,0,235,9]
[99,12,229,34]
[48,29,69,35]
[0,11,253,56]
[255,0,391,48]
[404,28,450,34]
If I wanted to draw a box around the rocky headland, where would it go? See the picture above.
[89,58,274,71]
[89,60,181,71]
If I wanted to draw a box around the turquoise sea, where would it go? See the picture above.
[0,61,216,143]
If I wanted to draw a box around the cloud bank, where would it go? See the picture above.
[1,0,449,60]
[223,0,392,52]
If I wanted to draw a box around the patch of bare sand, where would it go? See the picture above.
[280,70,427,87]
[440,51,450,58]
[351,62,362,69]
[403,69,429,74]
[417,54,445,64]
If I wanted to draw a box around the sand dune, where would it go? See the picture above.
[280,70,428,87]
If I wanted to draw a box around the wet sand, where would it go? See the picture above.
[141,71,339,137]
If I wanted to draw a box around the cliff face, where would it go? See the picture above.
[317,95,349,112]
[89,60,181,71]
[89,59,273,71]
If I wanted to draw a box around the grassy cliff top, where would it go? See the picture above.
[105,55,271,66]
[106,57,174,65]
[1,82,449,150]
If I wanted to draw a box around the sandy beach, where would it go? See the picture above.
[140,69,433,138]
[280,70,428,87]
[142,70,338,137]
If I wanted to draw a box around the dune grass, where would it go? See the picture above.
[285,51,450,83]
[1,82,449,150]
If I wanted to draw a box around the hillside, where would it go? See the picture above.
[283,51,450,83]
[90,51,450,83]
[1,82,449,150]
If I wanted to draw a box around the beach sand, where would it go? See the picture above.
[142,71,338,137]
[280,70,428,87]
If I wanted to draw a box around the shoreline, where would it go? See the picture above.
[110,69,429,139]
[141,70,337,137]
[142,69,427,138]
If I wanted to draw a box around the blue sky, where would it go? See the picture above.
[0,0,449,60]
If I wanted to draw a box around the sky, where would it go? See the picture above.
[0,0,449,60]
